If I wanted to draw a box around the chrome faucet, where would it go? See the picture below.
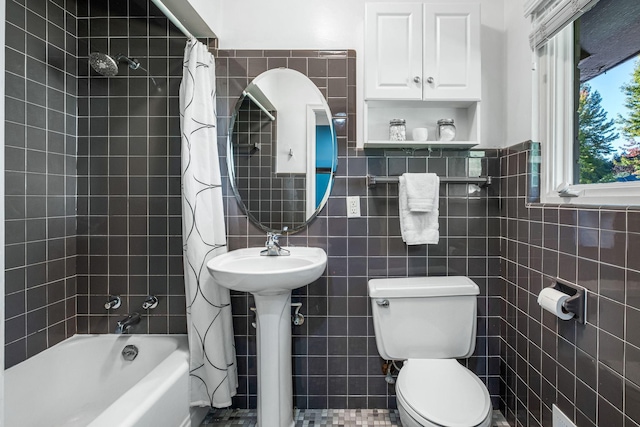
[115,312,141,334]
[260,227,290,256]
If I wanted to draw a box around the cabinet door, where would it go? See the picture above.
[423,4,481,100]
[365,3,423,100]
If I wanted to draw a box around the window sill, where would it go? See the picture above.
[541,182,640,206]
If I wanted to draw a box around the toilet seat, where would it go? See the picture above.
[396,359,492,427]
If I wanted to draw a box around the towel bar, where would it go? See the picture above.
[366,175,492,187]
[234,142,261,154]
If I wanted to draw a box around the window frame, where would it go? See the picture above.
[536,25,640,206]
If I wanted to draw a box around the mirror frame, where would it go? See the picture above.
[227,68,337,234]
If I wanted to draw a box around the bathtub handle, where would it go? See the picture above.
[105,295,121,310]
[142,295,159,310]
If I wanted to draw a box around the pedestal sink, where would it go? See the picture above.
[207,247,327,427]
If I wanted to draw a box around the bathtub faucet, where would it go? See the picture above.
[115,312,141,334]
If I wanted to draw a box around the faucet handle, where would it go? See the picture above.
[262,227,290,256]
[266,232,280,245]
[267,226,288,241]
[142,295,158,310]
[105,295,121,310]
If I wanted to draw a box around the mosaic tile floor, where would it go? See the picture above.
[201,408,511,426]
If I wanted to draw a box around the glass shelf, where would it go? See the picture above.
[363,140,478,150]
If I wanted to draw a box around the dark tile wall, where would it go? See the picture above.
[216,49,503,409]
[4,0,79,368]
[499,142,640,426]
[74,0,190,334]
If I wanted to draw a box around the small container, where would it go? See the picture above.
[412,127,429,141]
[389,119,406,141]
[437,119,456,142]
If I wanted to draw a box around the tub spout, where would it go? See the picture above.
[115,312,141,334]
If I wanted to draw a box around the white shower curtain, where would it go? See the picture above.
[179,39,237,408]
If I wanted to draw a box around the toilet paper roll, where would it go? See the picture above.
[537,287,574,320]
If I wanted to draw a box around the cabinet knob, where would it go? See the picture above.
[413,76,421,83]
[426,77,434,84]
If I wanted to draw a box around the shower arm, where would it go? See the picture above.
[114,54,141,70]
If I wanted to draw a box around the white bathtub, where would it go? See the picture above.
[5,334,205,427]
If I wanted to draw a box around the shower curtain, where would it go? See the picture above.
[179,39,237,407]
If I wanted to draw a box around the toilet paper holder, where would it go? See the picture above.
[545,278,587,324]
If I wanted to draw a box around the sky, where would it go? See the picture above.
[587,56,638,154]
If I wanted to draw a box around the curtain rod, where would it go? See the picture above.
[150,0,195,40]
[242,91,276,121]
[367,175,492,187]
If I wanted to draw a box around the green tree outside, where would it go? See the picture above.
[618,58,640,139]
[577,83,618,183]
[612,141,640,180]
[613,57,640,179]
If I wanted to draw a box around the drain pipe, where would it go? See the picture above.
[250,303,305,328]
[381,360,401,384]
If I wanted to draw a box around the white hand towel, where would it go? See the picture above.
[398,174,439,245]
[403,172,439,212]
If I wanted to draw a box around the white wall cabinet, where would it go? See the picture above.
[423,4,481,100]
[364,3,424,99]
[364,2,482,148]
[365,2,480,101]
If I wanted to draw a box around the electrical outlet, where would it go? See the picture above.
[552,405,577,427]
[346,196,361,218]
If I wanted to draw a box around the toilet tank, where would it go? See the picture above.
[368,276,480,360]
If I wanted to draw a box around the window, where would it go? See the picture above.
[534,0,640,205]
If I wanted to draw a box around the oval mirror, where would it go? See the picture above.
[228,68,337,233]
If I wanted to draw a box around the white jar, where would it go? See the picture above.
[412,127,429,141]
[389,119,406,141]
[437,119,456,142]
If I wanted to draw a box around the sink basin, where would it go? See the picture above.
[206,247,327,295]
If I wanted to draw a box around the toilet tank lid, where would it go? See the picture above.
[368,276,479,298]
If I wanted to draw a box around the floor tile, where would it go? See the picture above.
[201,408,511,426]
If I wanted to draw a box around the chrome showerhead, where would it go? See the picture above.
[88,52,161,93]
[89,52,142,76]
[89,52,119,76]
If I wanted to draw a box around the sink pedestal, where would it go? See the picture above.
[254,292,294,427]
[206,247,328,427]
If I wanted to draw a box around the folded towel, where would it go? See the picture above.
[398,173,439,245]
[403,172,439,212]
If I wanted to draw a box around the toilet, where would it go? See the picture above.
[368,276,492,427]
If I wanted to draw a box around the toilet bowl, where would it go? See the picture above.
[368,277,492,427]
[395,360,492,427]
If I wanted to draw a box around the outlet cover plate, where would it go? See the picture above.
[346,196,361,218]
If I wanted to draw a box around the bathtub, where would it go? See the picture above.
[5,334,206,427]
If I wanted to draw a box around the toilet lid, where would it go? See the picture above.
[396,359,491,427]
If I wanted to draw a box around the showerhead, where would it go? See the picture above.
[89,52,119,76]
[88,52,162,93]
[89,52,142,76]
